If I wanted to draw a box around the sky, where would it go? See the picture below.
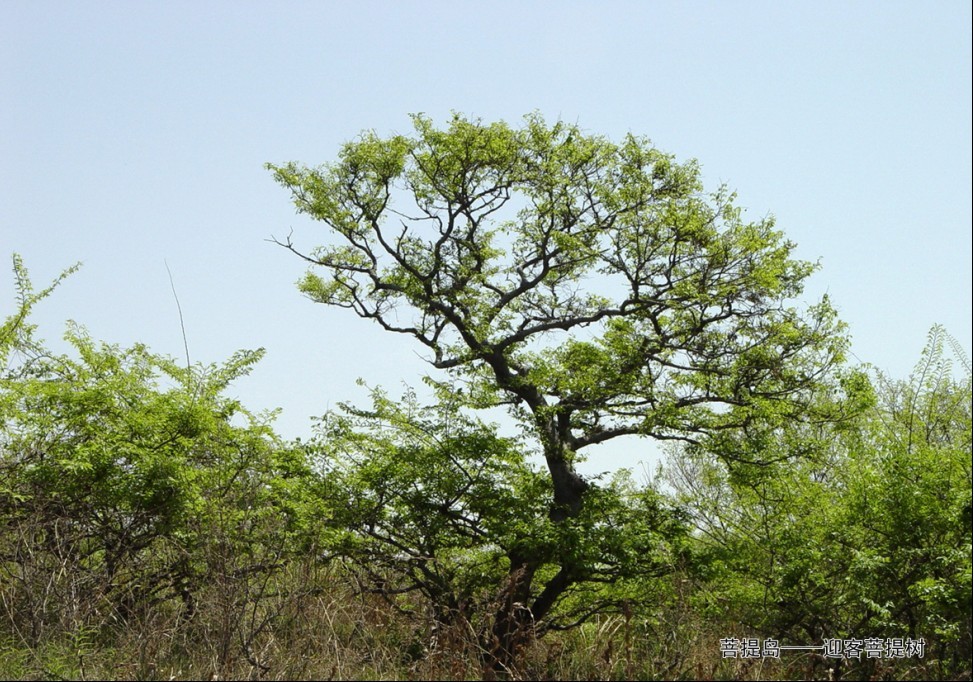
[2,1,971,477]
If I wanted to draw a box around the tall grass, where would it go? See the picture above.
[0,550,954,681]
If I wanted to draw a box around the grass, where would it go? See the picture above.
[0,556,954,681]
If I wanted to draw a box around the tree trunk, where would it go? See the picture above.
[484,416,588,677]
[546,453,588,521]
[536,411,588,521]
[486,555,537,678]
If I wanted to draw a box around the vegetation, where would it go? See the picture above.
[665,325,971,680]
[267,113,853,671]
[0,115,969,680]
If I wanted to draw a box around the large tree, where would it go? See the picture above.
[268,113,849,667]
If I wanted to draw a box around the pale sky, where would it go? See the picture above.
[2,1,971,476]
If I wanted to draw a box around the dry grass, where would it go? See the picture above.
[0,554,959,681]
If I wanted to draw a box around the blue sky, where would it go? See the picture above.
[2,1,971,475]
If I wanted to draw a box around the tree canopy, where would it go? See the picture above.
[269,113,848,510]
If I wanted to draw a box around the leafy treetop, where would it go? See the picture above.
[269,113,848,519]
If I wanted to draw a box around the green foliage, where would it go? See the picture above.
[268,114,848,462]
[667,326,972,679]
[837,327,972,665]
[0,148,964,679]
[0,255,317,659]
[0,254,80,368]
[309,386,549,622]
[2,112,960,680]
[308,385,689,638]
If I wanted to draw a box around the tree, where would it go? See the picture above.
[0,255,316,671]
[309,386,684,666]
[268,113,849,668]
[837,326,971,678]
[665,325,971,680]
[312,385,552,634]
